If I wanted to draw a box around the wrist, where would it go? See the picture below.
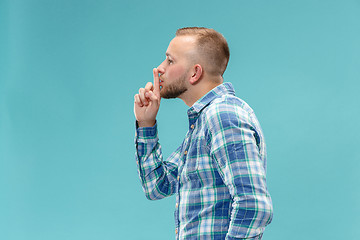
[137,120,156,128]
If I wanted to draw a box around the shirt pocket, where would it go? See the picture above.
[183,143,209,177]
[183,152,199,174]
[182,134,209,179]
[183,155,201,188]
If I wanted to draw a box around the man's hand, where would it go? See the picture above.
[134,68,161,127]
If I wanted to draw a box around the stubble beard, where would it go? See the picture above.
[160,74,188,99]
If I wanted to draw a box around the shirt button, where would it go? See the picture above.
[175,203,178,208]
[184,150,188,155]
[177,176,180,181]
[175,229,178,234]
[190,124,194,129]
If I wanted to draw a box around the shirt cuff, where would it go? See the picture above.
[135,121,158,141]
[226,233,263,240]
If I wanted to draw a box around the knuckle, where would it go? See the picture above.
[145,83,153,90]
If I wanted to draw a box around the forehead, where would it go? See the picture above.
[166,35,197,58]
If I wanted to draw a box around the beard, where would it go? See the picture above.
[160,74,188,99]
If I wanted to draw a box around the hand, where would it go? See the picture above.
[134,68,161,127]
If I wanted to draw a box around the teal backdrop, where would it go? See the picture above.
[1,0,359,239]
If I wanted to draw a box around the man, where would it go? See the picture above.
[134,27,273,239]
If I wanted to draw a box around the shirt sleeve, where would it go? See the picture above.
[205,102,273,239]
[135,122,180,200]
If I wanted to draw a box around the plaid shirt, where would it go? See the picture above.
[135,83,273,239]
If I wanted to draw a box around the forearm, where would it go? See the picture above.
[135,123,178,200]
[217,149,273,238]
[225,187,273,239]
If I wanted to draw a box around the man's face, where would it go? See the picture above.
[157,36,197,99]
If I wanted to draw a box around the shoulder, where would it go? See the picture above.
[202,94,255,129]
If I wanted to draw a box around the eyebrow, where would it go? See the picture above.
[166,52,174,59]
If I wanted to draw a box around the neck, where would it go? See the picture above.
[180,76,223,107]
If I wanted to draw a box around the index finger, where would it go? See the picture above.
[153,68,160,97]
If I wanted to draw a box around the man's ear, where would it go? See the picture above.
[189,64,203,85]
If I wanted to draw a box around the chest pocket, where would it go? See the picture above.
[182,137,210,176]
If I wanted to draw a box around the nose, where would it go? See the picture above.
[157,60,166,75]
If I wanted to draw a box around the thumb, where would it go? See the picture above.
[147,90,160,103]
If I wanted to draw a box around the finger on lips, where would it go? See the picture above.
[153,68,160,95]
[134,68,160,108]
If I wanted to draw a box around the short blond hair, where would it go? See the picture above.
[176,27,230,76]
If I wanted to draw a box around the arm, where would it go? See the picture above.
[135,123,180,200]
[205,102,273,239]
[134,69,179,200]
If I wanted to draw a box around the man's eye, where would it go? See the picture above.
[168,59,173,64]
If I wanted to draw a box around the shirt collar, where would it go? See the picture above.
[187,82,235,127]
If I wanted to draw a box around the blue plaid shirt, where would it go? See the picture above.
[135,83,273,239]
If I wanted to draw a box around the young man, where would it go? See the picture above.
[134,27,273,239]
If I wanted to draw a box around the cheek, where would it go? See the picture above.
[167,65,186,78]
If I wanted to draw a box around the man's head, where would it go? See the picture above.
[157,27,230,102]
[175,27,230,77]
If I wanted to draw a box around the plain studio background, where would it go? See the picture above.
[1,0,359,239]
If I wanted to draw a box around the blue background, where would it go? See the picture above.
[1,0,359,239]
